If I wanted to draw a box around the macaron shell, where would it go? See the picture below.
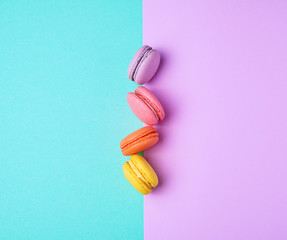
[127,45,151,80]
[134,50,160,85]
[121,133,159,156]
[120,126,156,149]
[127,92,158,125]
[123,162,151,195]
[130,154,158,188]
[135,86,165,121]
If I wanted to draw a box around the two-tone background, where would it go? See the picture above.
[1,1,287,239]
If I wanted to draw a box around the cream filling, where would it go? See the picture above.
[128,161,152,188]
[132,48,152,81]
[121,131,158,150]
[137,95,159,121]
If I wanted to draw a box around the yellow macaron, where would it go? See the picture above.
[123,154,158,195]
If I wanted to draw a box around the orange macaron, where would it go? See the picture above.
[120,126,159,156]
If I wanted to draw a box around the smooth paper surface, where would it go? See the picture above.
[144,1,287,239]
[0,1,143,239]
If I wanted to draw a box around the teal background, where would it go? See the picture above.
[0,1,143,239]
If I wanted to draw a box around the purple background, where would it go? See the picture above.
[143,1,287,239]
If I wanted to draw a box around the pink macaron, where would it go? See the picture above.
[127,45,160,85]
[127,86,165,126]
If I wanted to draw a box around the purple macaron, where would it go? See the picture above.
[127,45,160,85]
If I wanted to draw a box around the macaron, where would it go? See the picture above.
[123,154,158,195]
[127,45,160,85]
[127,86,165,126]
[120,126,159,156]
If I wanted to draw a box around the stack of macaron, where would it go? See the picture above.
[120,45,165,195]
